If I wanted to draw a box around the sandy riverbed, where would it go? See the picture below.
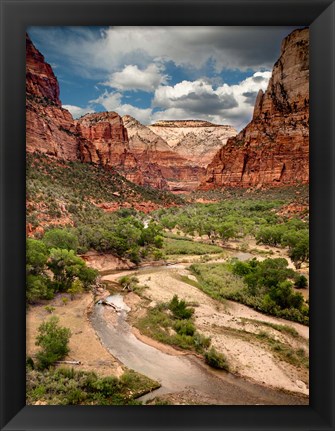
[103,263,309,396]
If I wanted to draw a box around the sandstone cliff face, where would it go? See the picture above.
[76,112,132,167]
[149,120,237,167]
[200,28,309,189]
[123,115,204,191]
[26,34,79,160]
[76,112,169,189]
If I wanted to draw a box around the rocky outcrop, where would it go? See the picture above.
[200,28,309,189]
[149,120,237,167]
[26,33,80,160]
[25,35,166,189]
[76,112,169,189]
[123,115,203,191]
[76,112,139,177]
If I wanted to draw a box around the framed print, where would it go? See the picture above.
[1,0,334,430]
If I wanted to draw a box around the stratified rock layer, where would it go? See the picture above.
[149,120,237,167]
[200,28,309,189]
[123,116,204,191]
[26,34,79,160]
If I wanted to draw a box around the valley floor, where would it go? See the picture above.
[27,240,309,405]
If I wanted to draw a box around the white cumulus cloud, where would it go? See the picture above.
[90,91,152,124]
[151,71,271,129]
[105,64,168,92]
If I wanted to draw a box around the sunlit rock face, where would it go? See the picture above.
[149,120,237,168]
[26,33,80,160]
[200,28,309,190]
[123,115,204,192]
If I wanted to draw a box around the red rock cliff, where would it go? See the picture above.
[200,28,309,190]
[26,33,80,160]
[123,115,204,192]
[76,112,170,189]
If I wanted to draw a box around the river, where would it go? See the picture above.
[90,292,308,405]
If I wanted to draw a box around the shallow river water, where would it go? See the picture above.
[90,294,308,405]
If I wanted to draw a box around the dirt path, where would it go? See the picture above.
[103,264,309,396]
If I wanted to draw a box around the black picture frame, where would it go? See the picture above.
[1,0,334,430]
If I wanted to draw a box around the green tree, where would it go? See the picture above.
[294,274,308,289]
[48,249,97,292]
[256,225,285,247]
[217,222,237,243]
[26,238,48,275]
[35,317,71,369]
[26,239,51,302]
[26,274,51,303]
[43,229,79,252]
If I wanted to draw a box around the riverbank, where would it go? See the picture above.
[26,242,309,404]
[26,291,124,377]
[90,292,308,405]
[102,259,309,397]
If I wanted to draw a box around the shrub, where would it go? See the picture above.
[173,320,196,336]
[168,295,194,320]
[35,317,71,369]
[118,276,139,291]
[204,347,229,371]
[193,332,211,352]
[26,239,48,274]
[26,274,52,303]
[294,274,308,289]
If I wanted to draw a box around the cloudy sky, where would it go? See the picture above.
[28,26,299,131]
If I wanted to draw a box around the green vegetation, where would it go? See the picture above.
[154,199,284,240]
[73,217,164,263]
[154,195,309,268]
[204,347,229,371]
[256,220,309,268]
[35,317,71,370]
[135,295,230,371]
[256,331,309,368]
[240,318,300,339]
[43,229,79,252]
[162,238,223,255]
[190,258,308,324]
[26,237,98,304]
[26,152,182,230]
[135,296,210,354]
[26,366,160,405]
[169,294,195,320]
[118,275,140,291]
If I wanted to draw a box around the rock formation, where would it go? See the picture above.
[149,120,237,167]
[26,33,80,160]
[75,112,143,183]
[123,116,204,191]
[200,28,309,189]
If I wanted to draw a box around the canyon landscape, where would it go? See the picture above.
[26,27,309,406]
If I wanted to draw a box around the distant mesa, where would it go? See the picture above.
[150,120,232,128]
[149,120,237,168]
